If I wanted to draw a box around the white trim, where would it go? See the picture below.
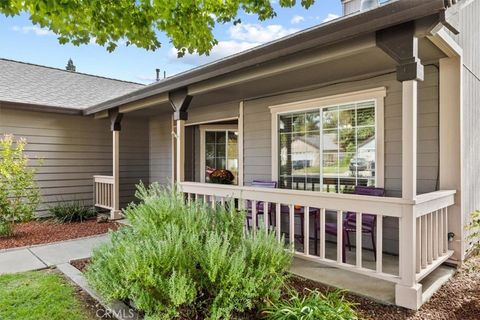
[199,124,239,183]
[270,87,386,190]
[185,116,238,127]
[269,87,386,114]
[238,101,244,186]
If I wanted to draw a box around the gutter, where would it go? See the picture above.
[84,0,451,116]
[0,100,84,116]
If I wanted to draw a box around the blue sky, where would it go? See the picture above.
[0,1,342,84]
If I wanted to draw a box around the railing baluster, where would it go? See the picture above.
[433,210,439,260]
[252,200,257,237]
[320,208,325,259]
[211,195,216,209]
[421,215,427,269]
[427,212,433,264]
[275,203,281,242]
[289,205,295,250]
[221,197,225,207]
[443,207,448,253]
[438,209,444,255]
[416,217,422,273]
[187,193,192,204]
[337,210,343,263]
[263,201,269,233]
[304,206,310,256]
[356,212,362,268]
[376,215,383,273]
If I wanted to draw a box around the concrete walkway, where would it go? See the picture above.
[0,234,110,275]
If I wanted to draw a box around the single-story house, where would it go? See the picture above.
[0,0,478,311]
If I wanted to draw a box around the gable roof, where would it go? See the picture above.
[0,58,144,110]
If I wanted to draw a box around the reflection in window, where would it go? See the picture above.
[278,101,376,193]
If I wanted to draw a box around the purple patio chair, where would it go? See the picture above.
[246,180,277,228]
[325,186,385,262]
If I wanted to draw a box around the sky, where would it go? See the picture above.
[0,1,342,85]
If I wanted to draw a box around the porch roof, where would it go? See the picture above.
[84,0,456,116]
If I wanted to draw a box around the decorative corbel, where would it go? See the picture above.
[169,87,192,121]
[376,22,424,82]
[108,107,123,131]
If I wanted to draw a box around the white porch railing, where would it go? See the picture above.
[94,175,115,210]
[179,182,455,286]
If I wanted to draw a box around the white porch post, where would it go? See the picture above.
[108,108,123,220]
[176,119,185,182]
[111,130,122,219]
[439,56,463,262]
[396,80,422,309]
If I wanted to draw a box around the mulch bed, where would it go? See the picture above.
[0,219,119,250]
[72,254,480,320]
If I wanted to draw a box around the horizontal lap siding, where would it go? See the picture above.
[149,114,172,185]
[0,108,148,216]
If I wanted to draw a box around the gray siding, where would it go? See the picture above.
[0,107,148,216]
[243,66,440,197]
[149,114,172,184]
[457,0,480,234]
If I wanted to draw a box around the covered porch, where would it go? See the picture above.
[89,21,464,310]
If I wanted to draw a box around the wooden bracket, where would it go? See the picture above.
[169,87,192,121]
[108,108,123,131]
[376,22,424,82]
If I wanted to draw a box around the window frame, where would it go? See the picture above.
[199,124,239,183]
[270,87,386,191]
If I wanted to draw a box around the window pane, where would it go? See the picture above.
[279,114,293,133]
[216,143,226,158]
[291,113,306,132]
[322,107,338,130]
[357,103,375,126]
[205,131,216,143]
[228,131,238,143]
[339,105,356,128]
[205,143,215,158]
[338,128,355,152]
[216,132,226,144]
[305,111,321,131]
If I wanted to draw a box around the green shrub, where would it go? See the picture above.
[86,183,292,320]
[468,210,480,254]
[262,288,358,320]
[0,134,41,233]
[0,220,13,237]
[49,201,96,223]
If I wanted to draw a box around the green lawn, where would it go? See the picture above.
[0,270,91,320]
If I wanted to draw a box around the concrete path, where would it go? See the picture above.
[0,234,110,275]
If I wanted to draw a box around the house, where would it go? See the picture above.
[0,0,478,311]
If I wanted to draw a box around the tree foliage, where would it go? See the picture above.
[65,58,76,72]
[0,0,315,55]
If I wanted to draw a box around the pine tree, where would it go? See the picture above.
[65,58,76,72]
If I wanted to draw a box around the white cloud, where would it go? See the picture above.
[290,15,305,24]
[169,23,298,67]
[323,13,340,23]
[12,25,53,36]
[228,23,298,43]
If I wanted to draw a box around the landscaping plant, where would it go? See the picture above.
[0,134,40,236]
[262,288,357,320]
[86,183,292,320]
[49,200,96,223]
[468,210,480,254]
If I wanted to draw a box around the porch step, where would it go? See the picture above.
[420,264,455,304]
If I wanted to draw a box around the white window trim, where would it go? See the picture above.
[199,124,239,183]
[270,87,386,190]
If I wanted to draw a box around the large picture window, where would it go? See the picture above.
[273,89,384,194]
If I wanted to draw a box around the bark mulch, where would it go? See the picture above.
[0,219,119,250]
[72,254,480,320]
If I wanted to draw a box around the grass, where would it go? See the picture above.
[0,270,90,320]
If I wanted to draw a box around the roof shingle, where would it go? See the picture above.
[0,58,144,110]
